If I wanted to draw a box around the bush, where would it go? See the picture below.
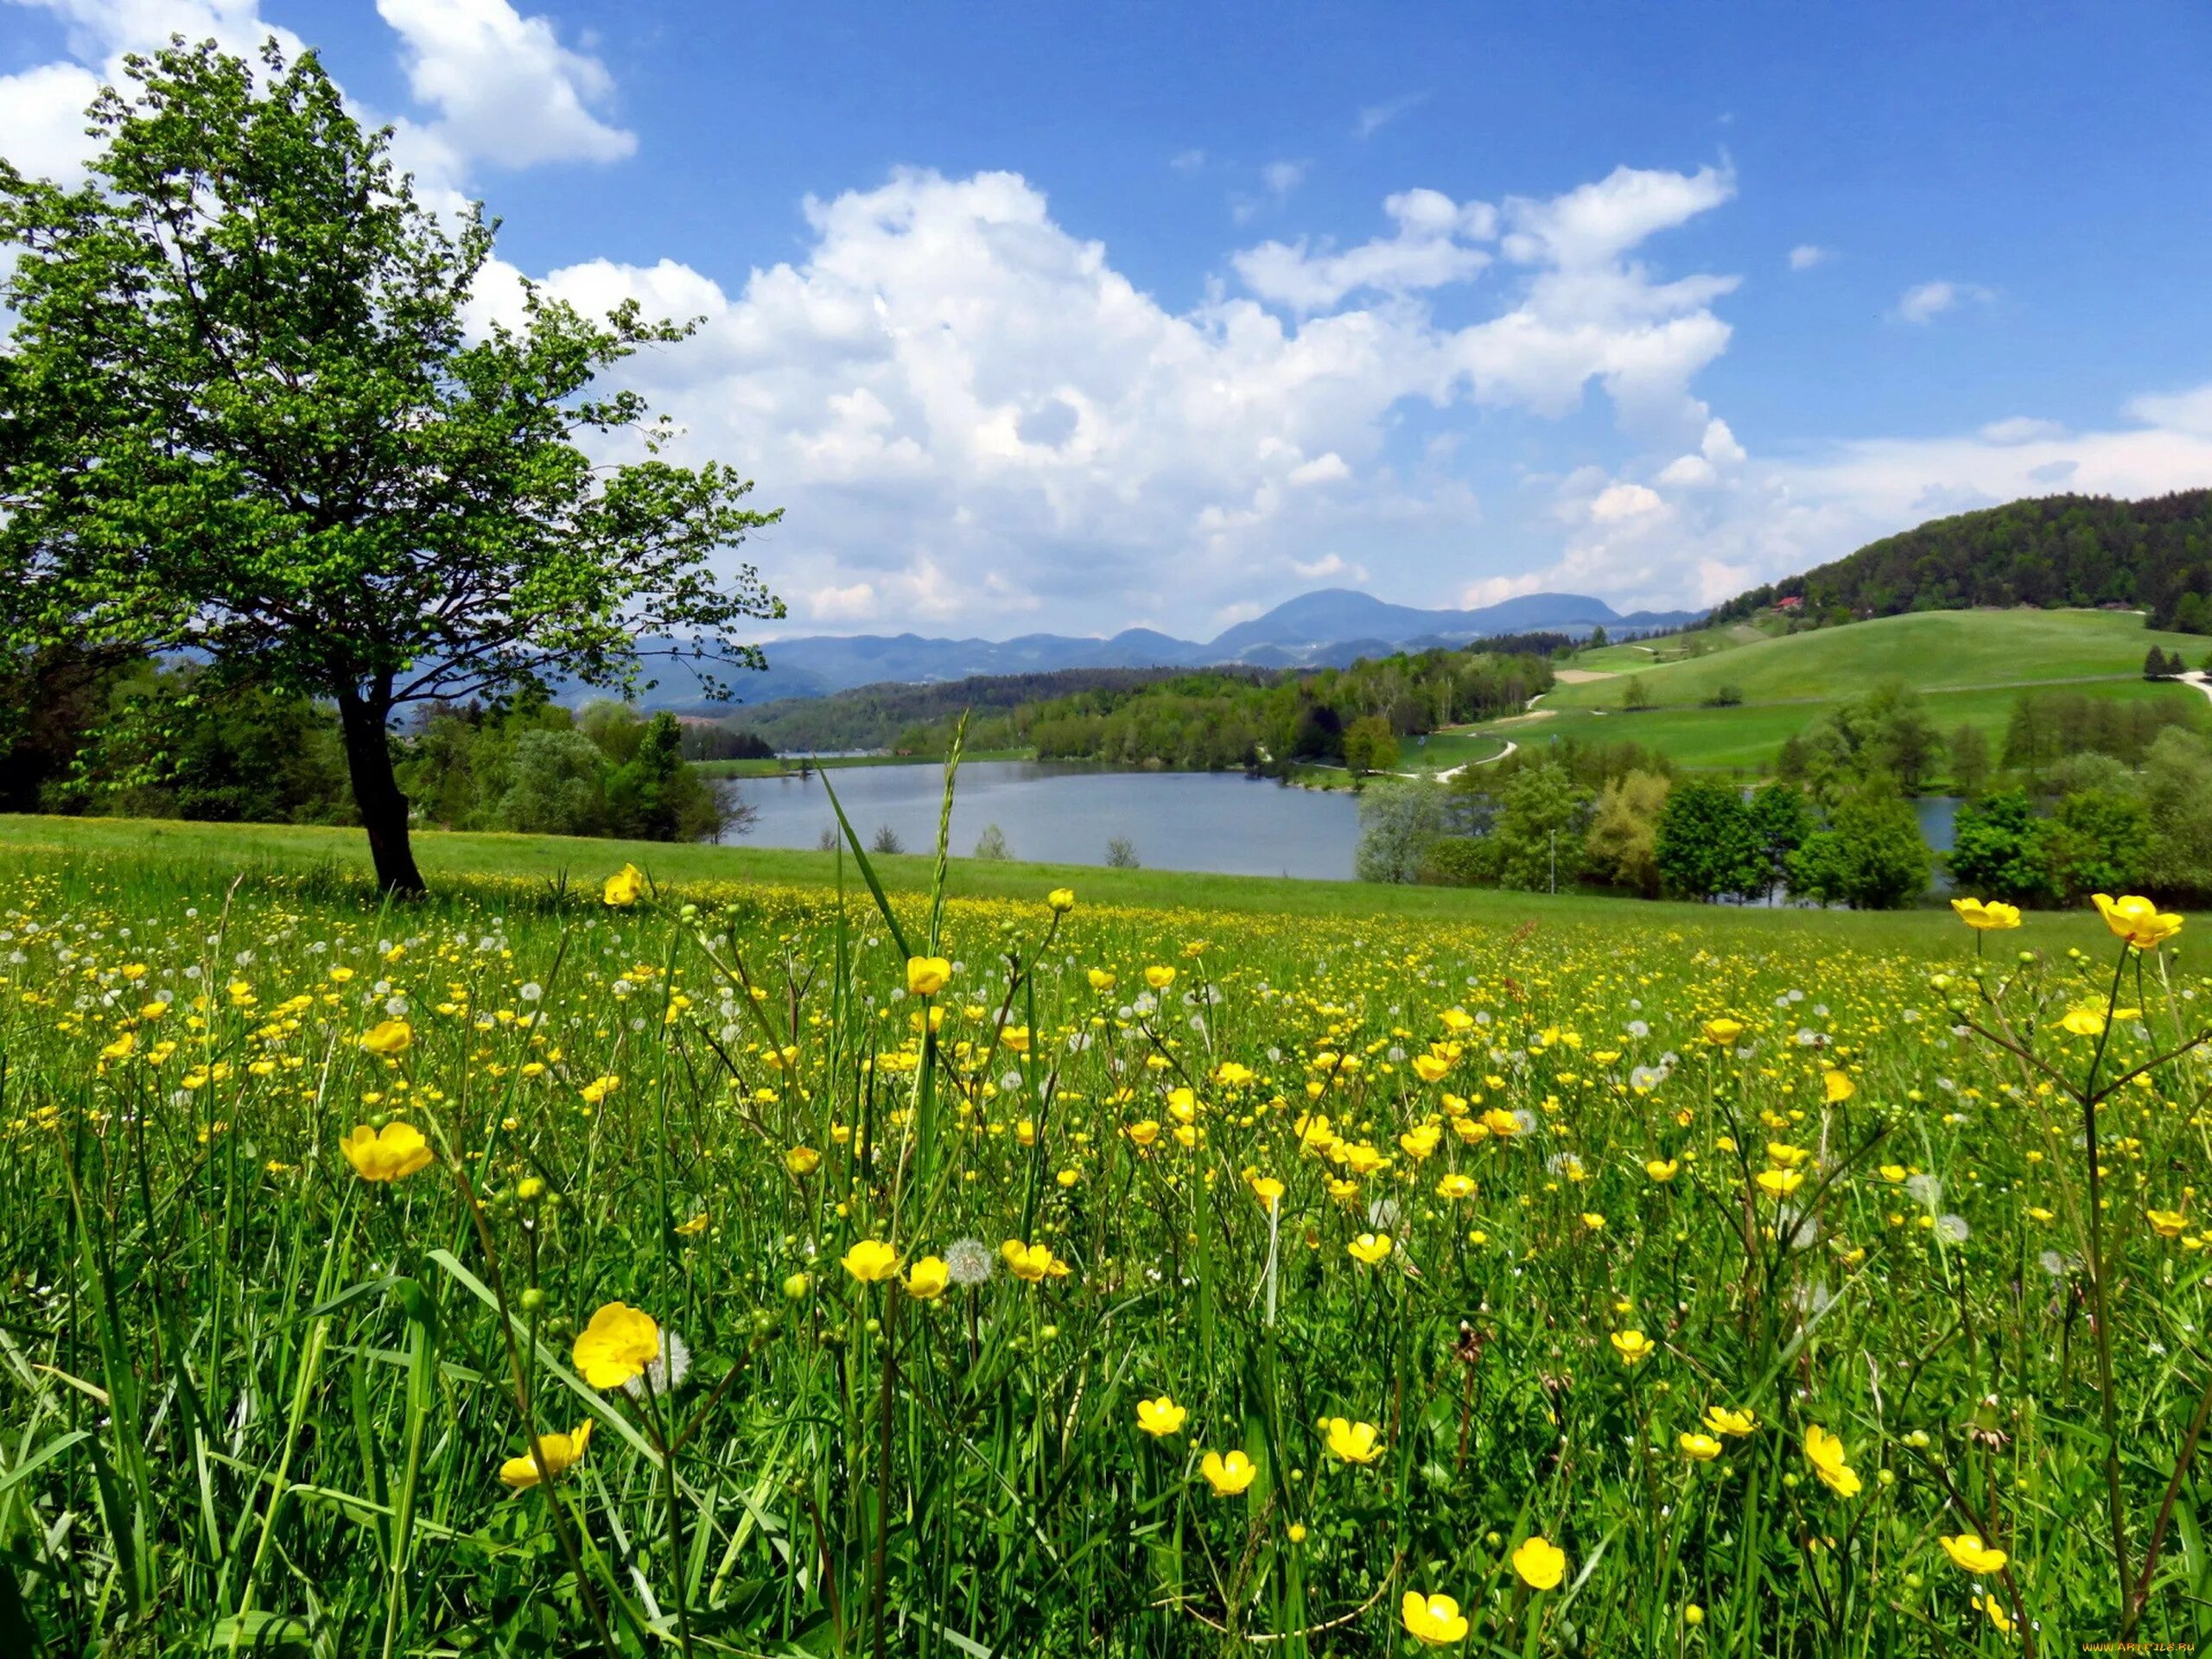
[1420,835,1498,887]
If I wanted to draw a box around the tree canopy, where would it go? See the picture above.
[1710,490,2212,632]
[0,39,780,890]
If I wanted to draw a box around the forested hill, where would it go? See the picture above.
[1712,490,2212,631]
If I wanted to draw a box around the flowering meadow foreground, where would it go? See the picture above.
[3,833,2211,1656]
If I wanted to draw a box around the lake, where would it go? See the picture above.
[722,761,1363,879]
[718,762,1966,887]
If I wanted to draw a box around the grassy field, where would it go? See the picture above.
[1550,609,2205,713]
[3,807,2210,1654]
[0,811,1979,941]
[1463,610,2212,776]
[1484,679,2202,777]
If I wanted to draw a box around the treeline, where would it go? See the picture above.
[1711,490,2212,632]
[1357,676,2212,907]
[722,666,1268,754]
[887,648,1554,772]
[3,651,742,842]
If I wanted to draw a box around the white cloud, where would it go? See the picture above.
[2126,385,2212,438]
[1895,279,1994,324]
[1233,188,1497,311]
[376,0,633,168]
[1292,551,1368,582]
[1232,159,1308,224]
[1287,452,1351,486]
[0,60,104,185]
[1787,244,1828,270]
[1591,481,1665,520]
[1978,416,2067,445]
[1354,91,1428,139]
[476,162,1758,632]
[806,581,879,622]
[1169,148,1205,173]
[1500,162,1735,269]
[0,1,308,184]
[0,0,626,196]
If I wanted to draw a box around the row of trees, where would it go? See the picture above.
[3,650,743,843]
[1949,732,2212,904]
[1356,671,2212,906]
[1357,760,1930,908]
[880,649,1555,773]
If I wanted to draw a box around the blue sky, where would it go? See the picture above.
[6,0,2211,639]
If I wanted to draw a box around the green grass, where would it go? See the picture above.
[1399,732,1508,771]
[2,799,2207,1653]
[1483,677,2203,777]
[0,810,2001,944]
[1551,608,2205,713]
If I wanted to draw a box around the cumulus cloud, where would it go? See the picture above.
[0,0,626,196]
[1232,188,1497,311]
[0,60,105,185]
[1293,551,1367,582]
[1895,279,1994,323]
[376,0,633,168]
[1788,244,1828,270]
[468,162,1759,632]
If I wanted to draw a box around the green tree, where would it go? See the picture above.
[1948,723,1992,798]
[1946,789,2054,904]
[0,41,780,892]
[2141,728,2212,899]
[1746,781,1813,900]
[1786,785,1932,909]
[1342,714,1399,775]
[1354,780,1446,883]
[1581,770,1670,896]
[1494,761,1586,892]
[496,728,608,836]
[1654,779,1764,900]
[1622,675,1651,711]
[2043,788,2148,901]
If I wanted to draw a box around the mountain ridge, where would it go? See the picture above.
[706,587,1699,703]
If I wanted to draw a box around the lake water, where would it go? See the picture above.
[724,761,1364,880]
[719,763,1965,888]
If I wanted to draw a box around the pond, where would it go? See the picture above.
[722,761,1364,880]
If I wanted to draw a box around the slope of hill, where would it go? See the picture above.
[1458,608,2209,775]
[1545,608,2205,712]
[1711,490,2212,631]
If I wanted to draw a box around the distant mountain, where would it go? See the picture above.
[673,588,1700,706]
[1711,490,2212,632]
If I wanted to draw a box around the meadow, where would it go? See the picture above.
[3,794,2209,1656]
[1461,610,2212,778]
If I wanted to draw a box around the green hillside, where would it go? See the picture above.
[1548,608,2202,712]
[1459,608,2210,775]
[1707,489,2212,631]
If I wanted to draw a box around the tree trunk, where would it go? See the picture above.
[336,690,426,895]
